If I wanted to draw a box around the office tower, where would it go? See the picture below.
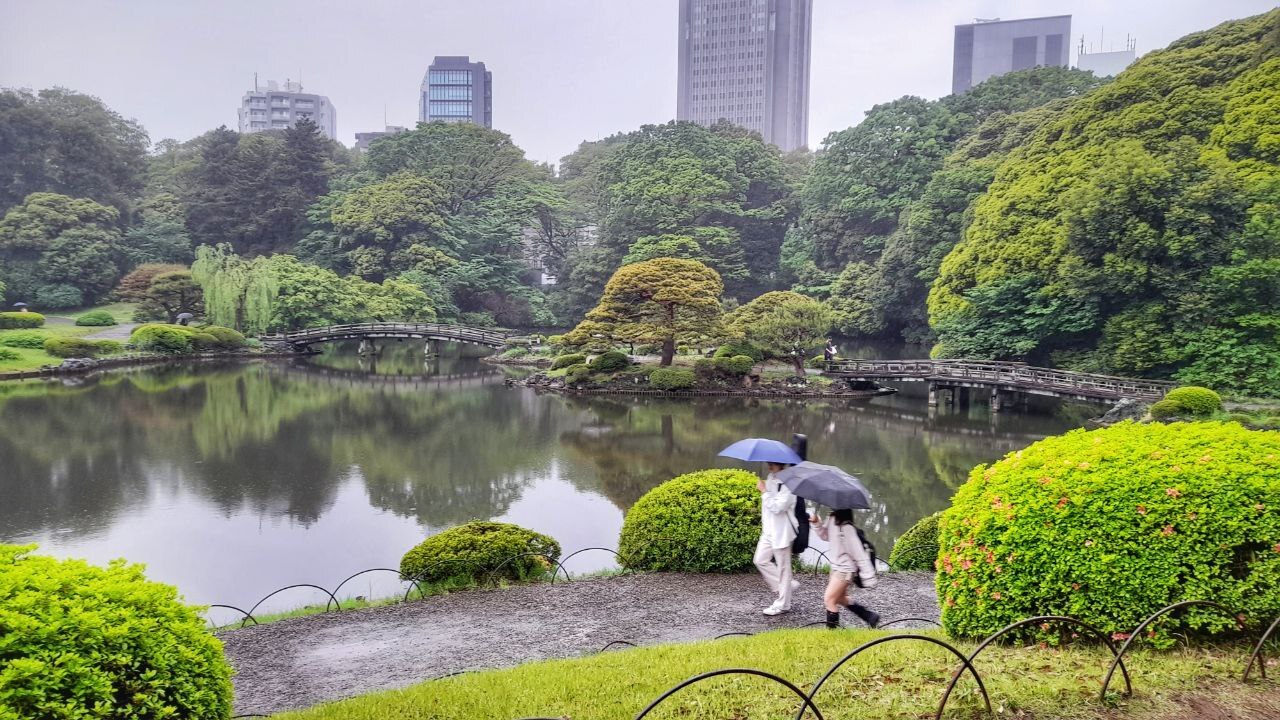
[420,56,493,127]
[354,125,408,152]
[1077,36,1137,77]
[952,15,1072,94]
[238,79,337,140]
[676,0,812,152]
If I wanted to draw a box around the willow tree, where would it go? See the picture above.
[191,244,278,334]
[565,257,723,366]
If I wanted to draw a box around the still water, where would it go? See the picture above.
[0,342,1089,618]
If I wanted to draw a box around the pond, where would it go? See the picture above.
[0,341,1091,618]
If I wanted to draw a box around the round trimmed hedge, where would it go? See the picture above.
[619,469,760,573]
[888,512,941,571]
[714,341,764,362]
[130,324,193,354]
[649,367,695,390]
[0,544,232,719]
[399,521,561,584]
[551,353,586,370]
[75,309,117,327]
[0,331,49,349]
[43,337,121,358]
[713,354,755,376]
[0,311,45,329]
[589,350,630,373]
[1151,386,1223,420]
[938,421,1280,641]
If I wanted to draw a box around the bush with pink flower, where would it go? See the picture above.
[938,421,1280,642]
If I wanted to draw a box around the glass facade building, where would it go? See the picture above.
[420,56,492,127]
[952,16,1072,94]
[676,0,811,152]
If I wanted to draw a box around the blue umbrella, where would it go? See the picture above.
[718,438,803,465]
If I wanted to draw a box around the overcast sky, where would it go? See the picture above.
[1,1,1273,163]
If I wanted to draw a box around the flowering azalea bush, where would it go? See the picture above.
[938,422,1280,641]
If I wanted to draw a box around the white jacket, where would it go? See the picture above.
[760,473,797,550]
[814,516,877,586]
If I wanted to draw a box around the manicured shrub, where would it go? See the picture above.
[589,350,630,373]
[693,358,717,380]
[129,324,193,354]
[808,355,827,369]
[0,312,45,329]
[938,421,1280,641]
[0,347,17,361]
[500,347,529,359]
[714,341,764,362]
[0,544,232,719]
[43,337,118,358]
[74,309,117,327]
[1155,386,1224,418]
[713,354,755,376]
[399,522,561,584]
[0,331,50,348]
[649,367,695,391]
[545,334,565,348]
[889,512,941,571]
[189,332,220,351]
[200,325,246,349]
[564,363,592,385]
[619,469,760,572]
[551,353,586,370]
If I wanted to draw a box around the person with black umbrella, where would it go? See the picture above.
[810,508,880,628]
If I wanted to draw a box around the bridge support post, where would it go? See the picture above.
[990,388,1004,413]
[928,383,939,407]
[425,340,440,358]
[358,338,375,356]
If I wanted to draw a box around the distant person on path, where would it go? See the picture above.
[755,462,798,615]
[823,339,838,362]
[811,508,880,628]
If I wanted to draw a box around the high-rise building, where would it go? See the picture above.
[952,15,1072,95]
[354,125,408,152]
[238,79,337,140]
[420,56,492,127]
[1077,36,1137,77]
[676,0,812,152]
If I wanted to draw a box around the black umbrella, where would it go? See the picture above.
[12,302,28,308]
[773,461,872,509]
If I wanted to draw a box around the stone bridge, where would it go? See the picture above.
[262,322,509,352]
[824,359,1175,408]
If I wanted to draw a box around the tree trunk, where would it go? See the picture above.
[792,355,806,377]
[660,338,675,367]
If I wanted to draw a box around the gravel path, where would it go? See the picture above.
[220,571,939,715]
[83,322,138,340]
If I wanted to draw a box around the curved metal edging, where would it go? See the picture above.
[797,634,991,720]
[1243,615,1280,681]
[484,552,567,587]
[637,668,824,720]
[600,640,638,652]
[552,547,627,583]
[937,615,1130,719]
[330,568,424,609]
[877,617,942,629]
[714,632,755,640]
[246,583,342,619]
[403,557,490,601]
[1100,600,1241,701]
[801,548,833,576]
[204,604,259,629]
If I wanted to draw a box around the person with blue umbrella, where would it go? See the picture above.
[718,438,804,615]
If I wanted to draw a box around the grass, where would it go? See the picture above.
[269,627,1277,719]
[0,303,138,372]
[68,302,137,324]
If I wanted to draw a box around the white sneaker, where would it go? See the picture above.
[763,600,790,616]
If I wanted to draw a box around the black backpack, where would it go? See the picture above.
[852,526,878,587]
[791,498,810,554]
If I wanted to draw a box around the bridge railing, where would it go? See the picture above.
[261,322,509,347]
[825,359,1175,399]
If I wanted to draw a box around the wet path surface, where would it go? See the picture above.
[220,571,939,715]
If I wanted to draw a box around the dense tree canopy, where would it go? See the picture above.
[929,9,1280,396]
[727,291,835,375]
[0,192,123,308]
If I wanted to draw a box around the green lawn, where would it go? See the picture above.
[270,627,1273,720]
[0,303,137,372]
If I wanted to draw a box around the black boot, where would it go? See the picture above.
[847,603,880,628]
[826,610,840,629]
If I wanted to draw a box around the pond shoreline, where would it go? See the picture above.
[0,348,300,382]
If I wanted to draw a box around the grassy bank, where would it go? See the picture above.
[0,303,137,372]
[271,627,1274,719]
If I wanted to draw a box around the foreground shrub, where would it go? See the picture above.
[0,312,45,329]
[551,353,586,370]
[888,512,941,571]
[714,341,764,362]
[589,350,630,373]
[129,324,193,354]
[0,331,50,349]
[1151,386,1223,420]
[399,522,560,584]
[74,309,117,327]
[649,368,695,391]
[938,421,1280,640]
[43,337,119,358]
[0,544,232,719]
[619,469,760,572]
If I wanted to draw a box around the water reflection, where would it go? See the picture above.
[0,342,1087,606]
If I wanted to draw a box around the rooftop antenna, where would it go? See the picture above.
[254,72,258,92]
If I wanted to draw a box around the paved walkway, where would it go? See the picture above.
[83,322,138,340]
[219,571,939,716]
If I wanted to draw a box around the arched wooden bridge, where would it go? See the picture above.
[823,359,1175,406]
[262,322,509,351]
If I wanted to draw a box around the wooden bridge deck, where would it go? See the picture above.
[824,359,1174,402]
[262,322,509,350]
